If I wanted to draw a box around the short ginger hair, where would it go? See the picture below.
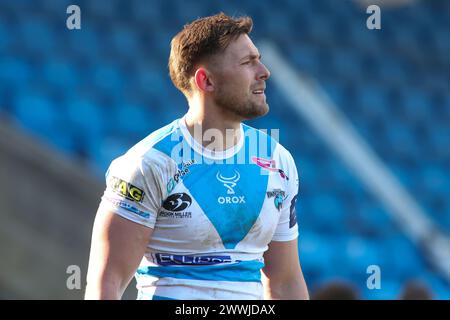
[168,12,253,96]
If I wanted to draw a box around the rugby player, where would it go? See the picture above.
[85,12,309,300]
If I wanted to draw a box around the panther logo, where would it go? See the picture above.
[162,193,192,211]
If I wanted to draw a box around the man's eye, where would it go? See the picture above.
[241,61,250,65]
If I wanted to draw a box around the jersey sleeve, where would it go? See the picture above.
[271,150,299,242]
[98,154,164,228]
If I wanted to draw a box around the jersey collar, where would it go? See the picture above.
[178,116,244,160]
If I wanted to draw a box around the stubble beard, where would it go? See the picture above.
[214,86,269,121]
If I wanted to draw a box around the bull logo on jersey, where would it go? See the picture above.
[162,193,192,212]
[216,170,245,204]
[216,170,240,195]
[251,156,289,181]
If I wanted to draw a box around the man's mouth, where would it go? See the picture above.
[252,90,265,94]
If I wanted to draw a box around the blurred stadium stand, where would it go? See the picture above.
[0,0,449,299]
[0,119,138,299]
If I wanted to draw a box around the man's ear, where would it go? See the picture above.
[194,67,215,93]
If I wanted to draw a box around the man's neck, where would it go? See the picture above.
[184,105,242,152]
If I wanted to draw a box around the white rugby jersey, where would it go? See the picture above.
[98,116,299,300]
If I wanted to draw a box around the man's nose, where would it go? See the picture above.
[258,61,271,81]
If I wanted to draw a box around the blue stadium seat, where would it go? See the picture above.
[85,0,120,20]
[108,24,142,59]
[65,98,105,137]
[373,56,409,86]
[0,0,31,11]
[346,16,381,54]
[384,123,420,160]
[67,27,101,59]
[169,0,217,27]
[428,126,450,159]
[341,237,381,275]
[91,135,135,176]
[346,202,397,239]
[398,89,432,123]
[288,45,321,76]
[309,193,346,233]
[0,20,11,52]
[298,231,336,279]
[321,80,348,107]
[0,57,32,88]
[384,235,425,280]
[303,13,335,45]
[12,92,58,133]
[330,48,364,81]
[324,158,354,188]
[420,166,449,197]
[390,163,416,192]
[11,91,77,155]
[45,128,78,156]
[130,0,163,28]
[432,28,450,62]
[90,64,125,96]
[355,84,391,121]
[41,0,73,16]
[43,59,80,90]
[111,101,154,138]
[18,16,55,55]
[135,67,169,98]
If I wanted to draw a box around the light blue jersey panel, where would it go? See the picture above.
[151,123,275,250]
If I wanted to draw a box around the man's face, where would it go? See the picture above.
[209,34,271,120]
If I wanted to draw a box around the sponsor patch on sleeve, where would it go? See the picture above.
[104,196,150,219]
[108,176,145,203]
[289,194,298,228]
